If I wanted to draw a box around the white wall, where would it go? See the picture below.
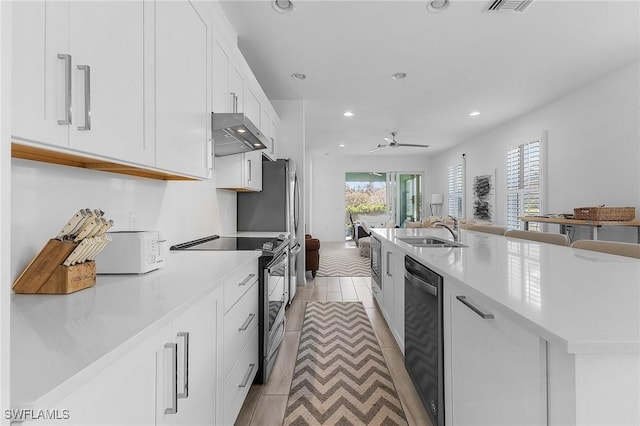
[430,61,640,242]
[1,2,11,423]
[310,153,433,242]
[10,159,237,280]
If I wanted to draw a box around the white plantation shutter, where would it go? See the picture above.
[506,140,543,230]
[448,164,463,217]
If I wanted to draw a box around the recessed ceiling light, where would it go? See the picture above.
[272,0,294,14]
[391,72,407,80]
[343,111,354,117]
[469,111,481,117]
[237,128,246,133]
[338,144,346,148]
[427,0,450,13]
[291,73,306,80]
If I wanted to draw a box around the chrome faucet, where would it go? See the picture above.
[434,215,460,242]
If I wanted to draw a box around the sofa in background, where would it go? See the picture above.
[305,234,320,277]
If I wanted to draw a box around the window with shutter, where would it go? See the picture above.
[506,140,543,230]
[448,164,463,217]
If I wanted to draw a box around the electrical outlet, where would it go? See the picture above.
[129,212,140,231]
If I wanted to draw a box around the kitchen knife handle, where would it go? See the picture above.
[57,54,72,125]
[77,65,91,131]
[238,313,256,331]
[177,332,189,399]
[164,343,178,414]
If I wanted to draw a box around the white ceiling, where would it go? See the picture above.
[219,0,640,157]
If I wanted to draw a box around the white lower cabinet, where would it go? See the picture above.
[391,250,405,353]
[445,283,547,426]
[381,243,395,325]
[156,290,219,425]
[378,243,405,353]
[221,264,260,425]
[42,332,158,426]
[223,326,259,425]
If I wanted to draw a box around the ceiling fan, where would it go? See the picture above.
[369,132,430,153]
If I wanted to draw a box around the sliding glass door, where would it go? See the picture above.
[396,173,423,225]
[345,171,423,239]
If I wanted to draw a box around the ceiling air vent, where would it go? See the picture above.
[484,0,534,12]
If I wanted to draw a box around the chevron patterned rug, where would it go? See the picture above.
[284,302,407,425]
[317,247,371,277]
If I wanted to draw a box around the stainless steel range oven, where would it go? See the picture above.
[170,235,289,384]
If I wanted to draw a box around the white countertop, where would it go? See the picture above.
[372,228,640,354]
[11,250,261,407]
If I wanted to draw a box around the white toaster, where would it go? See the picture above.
[96,231,164,274]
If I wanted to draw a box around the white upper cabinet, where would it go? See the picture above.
[12,0,153,166]
[212,40,231,113]
[12,1,69,148]
[215,150,262,192]
[67,1,149,165]
[269,118,278,159]
[230,66,245,114]
[213,37,245,114]
[155,0,210,179]
[244,87,261,129]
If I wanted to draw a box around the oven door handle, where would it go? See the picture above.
[267,251,288,273]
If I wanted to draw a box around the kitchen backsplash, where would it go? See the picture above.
[11,159,236,281]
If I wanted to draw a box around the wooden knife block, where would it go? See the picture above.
[12,239,97,294]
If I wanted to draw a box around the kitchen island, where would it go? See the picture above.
[10,250,261,425]
[372,227,639,426]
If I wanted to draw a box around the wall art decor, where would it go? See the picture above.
[473,173,494,222]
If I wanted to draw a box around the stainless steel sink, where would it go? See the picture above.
[398,236,467,248]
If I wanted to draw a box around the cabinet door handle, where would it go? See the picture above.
[239,363,256,388]
[57,54,72,125]
[230,92,236,113]
[164,343,178,414]
[77,65,91,131]
[247,159,252,183]
[239,313,256,331]
[456,296,494,319]
[386,251,392,276]
[177,332,189,399]
[207,139,213,173]
[239,273,256,286]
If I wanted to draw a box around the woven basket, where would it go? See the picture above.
[573,207,636,221]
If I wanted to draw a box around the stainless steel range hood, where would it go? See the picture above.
[212,112,268,157]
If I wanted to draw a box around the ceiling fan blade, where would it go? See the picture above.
[369,144,388,153]
[383,137,393,143]
[396,143,430,148]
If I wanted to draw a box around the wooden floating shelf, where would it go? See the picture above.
[12,143,199,181]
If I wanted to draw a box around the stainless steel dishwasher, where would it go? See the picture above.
[404,255,444,426]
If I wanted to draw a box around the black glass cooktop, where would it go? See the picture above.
[170,235,286,252]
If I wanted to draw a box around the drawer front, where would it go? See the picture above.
[224,262,259,313]
[223,326,259,426]
[224,281,259,374]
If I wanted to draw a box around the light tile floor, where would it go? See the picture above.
[234,272,432,426]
